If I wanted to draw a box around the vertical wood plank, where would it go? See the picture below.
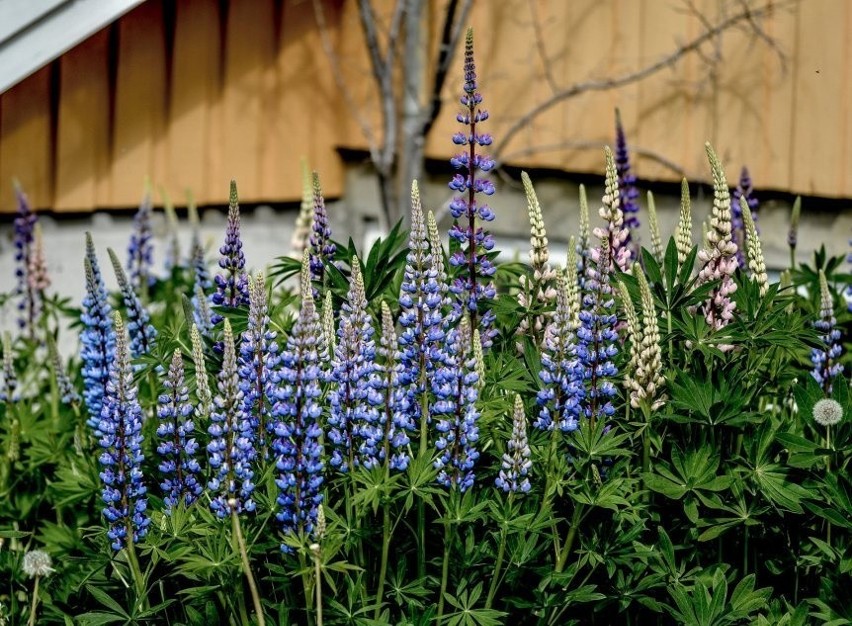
[54,30,110,212]
[110,0,167,207]
[0,66,53,213]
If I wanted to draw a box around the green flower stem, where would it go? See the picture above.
[545,428,562,560]
[298,551,315,626]
[27,575,40,626]
[312,545,323,626]
[485,493,513,610]
[124,529,147,611]
[436,520,452,622]
[555,504,584,574]
[417,381,429,579]
[373,502,392,620]
[231,509,265,626]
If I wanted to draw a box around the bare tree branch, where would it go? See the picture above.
[493,0,790,164]
[529,0,559,95]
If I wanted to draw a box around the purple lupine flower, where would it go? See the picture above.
[97,312,149,551]
[108,248,157,359]
[328,257,383,472]
[448,29,497,348]
[308,172,336,289]
[157,350,202,510]
[211,181,250,325]
[238,273,279,459]
[697,144,738,342]
[496,395,532,494]
[536,272,584,433]
[81,234,116,429]
[590,147,632,274]
[432,323,480,492]
[398,185,447,442]
[614,109,640,255]
[377,302,415,471]
[576,241,619,425]
[126,192,154,295]
[272,252,325,547]
[811,270,843,394]
[207,319,256,518]
[12,186,39,337]
[731,166,758,268]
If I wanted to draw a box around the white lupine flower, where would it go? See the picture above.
[676,178,693,267]
[740,197,768,296]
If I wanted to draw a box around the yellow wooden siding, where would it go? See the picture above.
[0,0,850,214]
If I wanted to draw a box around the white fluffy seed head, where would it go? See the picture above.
[813,398,843,427]
[22,550,54,578]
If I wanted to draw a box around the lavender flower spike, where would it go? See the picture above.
[12,185,39,337]
[81,234,116,429]
[207,319,256,518]
[272,251,325,546]
[811,270,843,394]
[496,395,532,494]
[308,172,336,289]
[328,257,382,472]
[731,166,758,269]
[591,147,631,274]
[157,350,202,510]
[614,109,640,254]
[108,248,157,358]
[696,144,738,340]
[98,312,149,551]
[448,28,497,347]
[377,301,415,471]
[126,191,154,296]
[211,181,250,325]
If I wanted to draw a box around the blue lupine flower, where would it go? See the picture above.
[576,241,619,424]
[272,252,325,546]
[97,312,149,551]
[377,302,415,471]
[536,272,584,433]
[731,166,758,268]
[614,109,640,255]
[496,395,532,493]
[12,185,39,336]
[238,273,279,459]
[191,236,212,292]
[211,181,250,325]
[432,323,480,492]
[328,257,383,472]
[126,192,154,294]
[811,270,843,394]
[48,334,80,405]
[308,172,336,289]
[81,234,116,429]
[157,350,202,511]
[447,29,497,348]
[108,248,157,358]
[398,185,447,439]
[207,319,256,517]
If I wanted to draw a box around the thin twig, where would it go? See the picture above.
[529,0,559,95]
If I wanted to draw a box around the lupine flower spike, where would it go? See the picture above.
[12,185,39,337]
[614,109,641,255]
[618,281,641,391]
[578,184,590,271]
[81,235,116,429]
[377,301,414,470]
[190,324,212,422]
[272,251,325,546]
[207,319,256,517]
[27,223,50,325]
[676,179,693,267]
[646,191,664,263]
[811,270,843,394]
[565,239,581,330]
[1,333,17,404]
[47,333,79,405]
[126,191,154,297]
[108,248,157,358]
[535,272,583,433]
[308,172,335,289]
[631,267,665,410]
[98,312,149,551]
[787,196,801,268]
[731,166,758,269]
[591,147,631,274]
[328,257,382,471]
[290,159,314,257]
[448,28,497,348]
[696,144,738,342]
[740,197,768,296]
[211,181,250,325]
[432,325,481,491]
[157,350,202,510]
[577,240,619,425]
[517,172,557,345]
[162,195,181,274]
[238,273,279,458]
[193,284,213,337]
[496,395,532,493]
[321,291,336,361]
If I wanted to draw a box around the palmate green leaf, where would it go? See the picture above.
[85,584,129,618]
[75,613,128,626]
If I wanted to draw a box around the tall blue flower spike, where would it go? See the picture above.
[272,251,325,548]
[496,395,532,493]
[157,349,202,511]
[377,301,415,471]
[126,192,154,294]
[97,312,149,551]
[614,109,640,256]
[308,171,336,290]
[81,234,116,429]
[211,181,250,325]
[811,270,843,394]
[731,166,759,269]
[12,185,39,335]
[448,28,497,348]
[207,319,256,518]
[108,248,157,359]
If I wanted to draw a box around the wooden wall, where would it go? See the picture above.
[0,0,849,214]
